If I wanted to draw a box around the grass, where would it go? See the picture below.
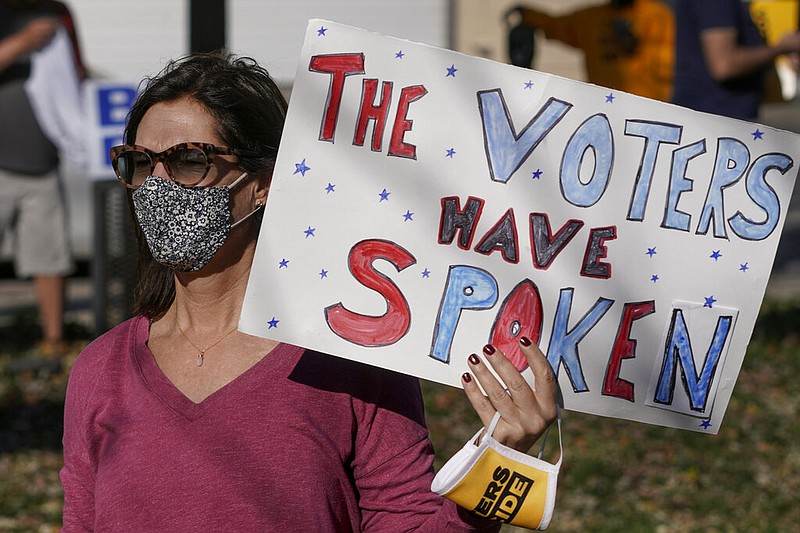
[1,299,798,531]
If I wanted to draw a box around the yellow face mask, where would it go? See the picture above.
[432,411,562,530]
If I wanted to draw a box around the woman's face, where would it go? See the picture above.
[135,97,265,226]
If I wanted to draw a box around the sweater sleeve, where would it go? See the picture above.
[60,345,98,532]
[60,319,137,532]
[349,366,500,532]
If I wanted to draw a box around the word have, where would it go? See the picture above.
[439,196,616,278]
[324,239,732,413]
[479,90,794,242]
[309,53,427,158]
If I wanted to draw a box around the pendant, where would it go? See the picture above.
[196,352,204,367]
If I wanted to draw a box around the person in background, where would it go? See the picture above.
[60,51,559,531]
[0,0,84,356]
[672,0,800,121]
[505,0,675,102]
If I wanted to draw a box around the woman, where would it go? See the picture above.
[60,52,558,531]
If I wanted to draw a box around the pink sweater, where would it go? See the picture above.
[61,316,498,532]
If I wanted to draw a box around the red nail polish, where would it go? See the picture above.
[483,344,496,356]
[469,353,480,365]
[520,336,532,347]
[462,372,472,383]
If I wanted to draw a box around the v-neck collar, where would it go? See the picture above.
[130,316,301,421]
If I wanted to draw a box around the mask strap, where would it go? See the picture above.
[226,171,265,229]
[226,171,249,190]
[485,383,564,466]
[230,202,264,229]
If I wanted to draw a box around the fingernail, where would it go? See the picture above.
[462,372,472,383]
[520,336,532,347]
[469,353,480,365]
[483,344,496,356]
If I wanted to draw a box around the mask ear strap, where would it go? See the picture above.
[230,202,264,229]
[536,384,564,464]
[486,412,503,437]
[226,171,249,189]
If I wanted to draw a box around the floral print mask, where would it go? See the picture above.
[132,172,253,272]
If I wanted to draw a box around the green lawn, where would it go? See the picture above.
[1,299,798,532]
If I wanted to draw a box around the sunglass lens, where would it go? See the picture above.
[167,147,208,185]
[116,150,151,186]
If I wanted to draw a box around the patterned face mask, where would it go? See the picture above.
[132,172,257,272]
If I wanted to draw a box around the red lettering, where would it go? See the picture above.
[529,213,584,270]
[388,85,427,158]
[438,196,485,250]
[325,240,414,347]
[474,208,520,264]
[309,53,365,142]
[489,280,543,371]
[354,79,393,151]
[581,226,617,279]
[603,301,656,401]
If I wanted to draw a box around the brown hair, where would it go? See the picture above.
[124,51,288,319]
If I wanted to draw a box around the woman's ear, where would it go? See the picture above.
[252,165,273,205]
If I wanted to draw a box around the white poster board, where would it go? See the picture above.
[241,20,798,433]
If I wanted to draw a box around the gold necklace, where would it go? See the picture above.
[176,320,238,367]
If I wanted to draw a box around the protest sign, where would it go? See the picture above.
[83,80,139,179]
[240,20,798,433]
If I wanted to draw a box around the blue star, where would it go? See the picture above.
[605,93,615,103]
[704,295,717,308]
[319,269,328,279]
[304,226,316,238]
[524,80,534,89]
[531,169,542,180]
[710,250,722,261]
[422,268,431,278]
[294,158,311,176]
[446,64,458,77]
[445,147,456,158]
[395,50,404,59]
[403,210,414,221]
[651,274,659,283]
[646,247,657,258]
[317,26,327,36]
[379,188,391,202]
[699,419,712,429]
[325,183,335,194]
[278,258,289,269]
[752,129,764,140]
[267,317,279,329]
[740,262,749,272]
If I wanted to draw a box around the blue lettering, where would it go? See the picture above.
[478,90,572,184]
[561,114,614,207]
[546,288,614,392]
[97,86,137,127]
[696,138,749,239]
[624,120,682,221]
[655,309,732,411]
[728,153,792,241]
[662,139,706,232]
[430,266,499,363]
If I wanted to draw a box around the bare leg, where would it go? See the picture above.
[33,275,65,344]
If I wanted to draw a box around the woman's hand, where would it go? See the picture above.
[462,337,558,452]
